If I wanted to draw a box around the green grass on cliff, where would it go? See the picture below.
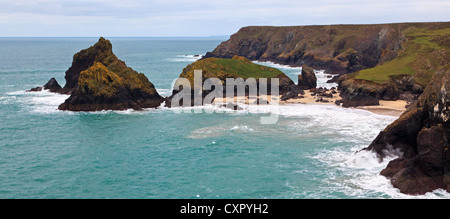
[181,56,286,84]
[354,27,450,85]
[214,58,281,79]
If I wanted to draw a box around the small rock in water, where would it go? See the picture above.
[222,103,243,110]
[26,87,43,92]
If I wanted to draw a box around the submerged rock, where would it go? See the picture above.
[26,87,42,92]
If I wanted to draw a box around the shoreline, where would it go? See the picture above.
[22,88,406,117]
[213,89,407,117]
[356,100,407,117]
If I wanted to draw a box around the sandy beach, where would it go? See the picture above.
[356,100,408,117]
[213,89,407,117]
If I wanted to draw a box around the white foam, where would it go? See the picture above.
[32,97,69,114]
[4,89,69,114]
[167,54,203,62]
[156,88,172,97]
[171,101,396,143]
[179,100,444,198]
[6,90,29,96]
[3,88,174,115]
[253,61,338,89]
[253,61,302,71]
[188,125,227,139]
[0,95,16,104]
[245,103,396,142]
[315,70,338,89]
[230,125,254,132]
[313,144,450,199]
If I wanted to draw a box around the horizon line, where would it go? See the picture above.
[0,36,231,38]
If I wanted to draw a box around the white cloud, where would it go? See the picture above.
[0,0,448,36]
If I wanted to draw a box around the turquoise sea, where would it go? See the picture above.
[0,38,448,199]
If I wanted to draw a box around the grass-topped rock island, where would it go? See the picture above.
[30,37,165,111]
[165,55,299,108]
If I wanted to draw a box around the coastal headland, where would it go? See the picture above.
[27,22,450,195]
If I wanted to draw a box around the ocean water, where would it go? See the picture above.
[0,38,448,199]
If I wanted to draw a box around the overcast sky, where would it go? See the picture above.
[0,0,449,37]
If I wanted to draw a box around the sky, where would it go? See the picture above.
[0,0,449,37]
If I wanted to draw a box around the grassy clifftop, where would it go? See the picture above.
[179,55,293,86]
[206,22,450,79]
[354,26,450,85]
[206,22,449,107]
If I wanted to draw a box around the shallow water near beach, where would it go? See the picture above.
[0,38,448,199]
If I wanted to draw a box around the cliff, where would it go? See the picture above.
[55,37,164,111]
[365,69,450,195]
[205,23,415,74]
[205,22,450,107]
[338,23,450,107]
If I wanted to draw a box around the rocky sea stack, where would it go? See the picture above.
[31,37,164,111]
[166,55,295,107]
[365,69,450,195]
[297,64,317,90]
[58,37,164,111]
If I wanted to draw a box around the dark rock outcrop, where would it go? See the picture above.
[280,88,305,101]
[27,78,62,93]
[222,103,243,110]
[43,78,63,93]
[365,69,450,195]
[60,37,116,94]
[57,38,164,111]
[337,74,427,108]
[27,87,42,92]
[59,62,164,111]
[337,75,400,107]
[298,64,317,89]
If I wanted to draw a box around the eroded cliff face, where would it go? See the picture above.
[205,24,410,74]
[205,22,450,107]
[59,62,164,111]
[366,69,450,195]
[336,74,422,107]
[61,37,116,94]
